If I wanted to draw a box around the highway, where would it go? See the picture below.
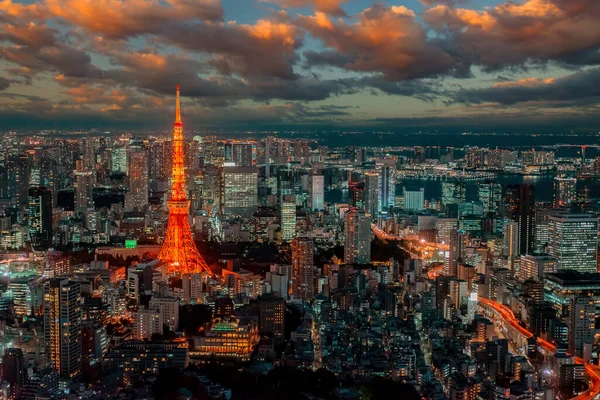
[479,297,600,400]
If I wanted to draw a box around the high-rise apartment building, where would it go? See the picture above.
[291,236,315,301]
[344,208,371,265]
[548,214,598,273]
[44,279,82,380]
[74,170,94,213]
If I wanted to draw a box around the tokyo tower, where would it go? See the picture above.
[158,84,211,275]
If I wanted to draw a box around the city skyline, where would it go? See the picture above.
[1,0,600,131]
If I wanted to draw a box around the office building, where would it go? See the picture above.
[504,184,535,255]
[258,294,285,341]
[478,181,502,216]
[554,177,577,208]
[519,254,557,282]
[111,147,128,173]
[125,150,148,212]
[404,188,424,211]
[192,318,258,362]
[133,306,162,340]
[548,214,598,273]
[44,278,82,380]
[502,221,519,271]
[221,165,258,216]
[182,273,204,304]
[280,195,296,241]
[568,296,595,358]
[309,175,324,211]
[441,181,466,207]
[149,296,179,332]
[232,142,253,166]
[103,341,188,376]
[344,208,371,264]
[28,187,52,247]
[380,166,396,211]
[291,236,315,301]
[2,348,25,399]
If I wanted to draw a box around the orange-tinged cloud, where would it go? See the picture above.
[262,0,349,16]
[46,0,223,39]
[493,77,556,88]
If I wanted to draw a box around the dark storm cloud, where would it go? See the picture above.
[452,67,600,105]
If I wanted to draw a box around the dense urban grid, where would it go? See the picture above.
[1,87,600,400]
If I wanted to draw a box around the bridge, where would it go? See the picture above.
[479,297,600,400]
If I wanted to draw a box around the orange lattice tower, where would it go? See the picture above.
[158,84,211,275]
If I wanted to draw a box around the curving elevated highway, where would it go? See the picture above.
[479,297,600,400]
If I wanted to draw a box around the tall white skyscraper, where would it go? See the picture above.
[502,221,520,271]
[309,175,324,211]
[548,214,598,273]
[344,208,371,264]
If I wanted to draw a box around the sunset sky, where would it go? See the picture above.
[0,0,599,131]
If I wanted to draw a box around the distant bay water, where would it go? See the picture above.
[325,174,600,204]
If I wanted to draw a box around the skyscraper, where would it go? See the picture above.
[364,171,381,217]
[478,181,502,216]
[74,170,94,213]
[2,348,24,398]
[553,177,577,208]
[504,184,535,255]
[44,278,82,380]
[548,214,598,273]
[309,174,324,211]
[380,166,396,211]
[158,84,211,275]
[280,195,296,241]
[232,143,253,167]
[125,150,148,212]
[220,165,258,216]
[568,296,595,358]
[28,187,52,248]
[291,236,315,301]
[344,208,371,264]
[441,180,466,208]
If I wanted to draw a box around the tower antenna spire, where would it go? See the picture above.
[175,72,181,123]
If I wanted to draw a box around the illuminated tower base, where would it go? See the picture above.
[158,83,211,275]
[158,200,210,275]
